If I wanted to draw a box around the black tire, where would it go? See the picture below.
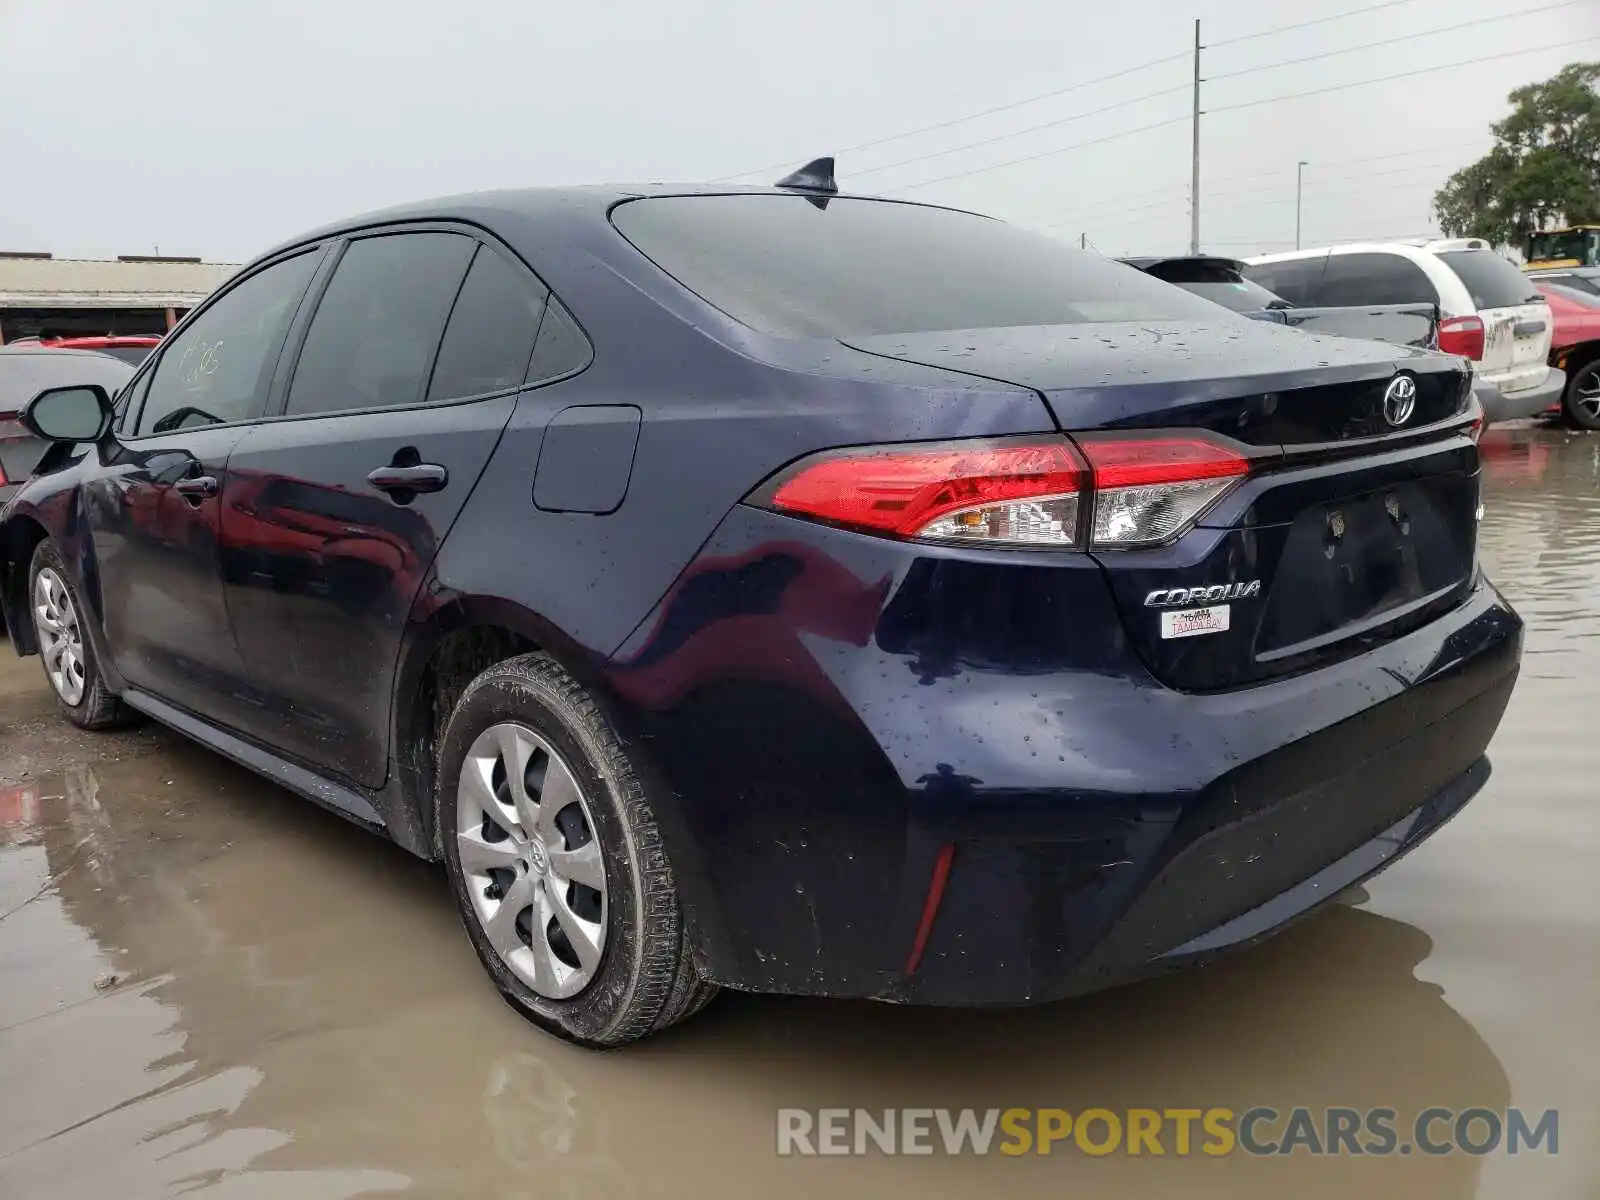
[437,652,715,1047]
[1562,359,1600,430]
[27,540,135,730]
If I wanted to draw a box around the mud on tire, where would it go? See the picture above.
[437,652,715,1047]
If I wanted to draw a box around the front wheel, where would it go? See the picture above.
[437,652,715,1047]
[28,540,134,730]
[1563,359,1600,430]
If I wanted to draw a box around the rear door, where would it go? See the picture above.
[218,230,549,786]
[1436,249,1551,393]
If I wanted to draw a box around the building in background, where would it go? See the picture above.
[0,251,238,342]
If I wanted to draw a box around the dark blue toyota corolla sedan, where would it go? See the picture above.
[0,167,1522,1045]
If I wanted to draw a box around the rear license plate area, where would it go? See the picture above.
[1254,477,1475,658]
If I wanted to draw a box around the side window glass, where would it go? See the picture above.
[1320,253,1436,306]
[1242,257,1323,307]
[527,297,593,384]
[116,369,151,433]
[285,232,474,417]
[427,247,548,402]
[136,252,319,436]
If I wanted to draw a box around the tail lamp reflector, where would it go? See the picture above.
[760,433,1249,549]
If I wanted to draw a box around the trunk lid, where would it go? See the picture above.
[845,320,1478,690]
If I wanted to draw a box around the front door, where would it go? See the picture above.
[218,231,549,787]
[87,249,323,720]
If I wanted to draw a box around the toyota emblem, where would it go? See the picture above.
[1383,375,1417,427]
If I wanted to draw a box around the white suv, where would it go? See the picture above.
[1245,239,1563,423]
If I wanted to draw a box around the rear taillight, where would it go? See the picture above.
[1077,435,1249,548]
[1439,315,1485,361]
[754,432,1249,549]
[763,438,1087,547]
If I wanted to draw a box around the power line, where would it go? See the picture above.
[886,114,1193,194]
[709,50,1188,182]
[1207,0,1432,49]
[1042,159,1462,224]
[1066,178,1445,239]
[1206,0,1587,83]
[850,83,1189,179]
[1208,36,1600,116]
[1004,141,1487,226]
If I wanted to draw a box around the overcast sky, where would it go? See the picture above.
[1,0,1595,263]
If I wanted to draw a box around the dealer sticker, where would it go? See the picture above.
[1160,605,1230,639]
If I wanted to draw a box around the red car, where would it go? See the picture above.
[36,335,163,366]
[1535,282,1600,429]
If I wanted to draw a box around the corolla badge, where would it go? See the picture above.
[1383,374,1417,427]
[1145,581,1261,607]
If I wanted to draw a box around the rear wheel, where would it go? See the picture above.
[1563,359,1600,430]
[28,540,134,730]
[438,652,715,1047]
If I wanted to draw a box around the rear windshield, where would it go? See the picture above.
[1438,250,1544,310]
[1140,261,1287,313]
[612,195,1228,337]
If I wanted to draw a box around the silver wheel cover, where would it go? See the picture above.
[456,722,608,999]
[34,568,87,707]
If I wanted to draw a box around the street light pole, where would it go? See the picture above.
[1189,19,1202,255]
[1295,160,1308,250]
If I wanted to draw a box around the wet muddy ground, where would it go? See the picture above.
[1,424,1596,1199]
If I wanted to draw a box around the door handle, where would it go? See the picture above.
[367,463,448,494]
[174,475,218,501]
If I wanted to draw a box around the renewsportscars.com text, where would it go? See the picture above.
[775,1106,1559,1157]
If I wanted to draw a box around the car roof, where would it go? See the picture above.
[1247,238,1494,266]
[266,184,977,250]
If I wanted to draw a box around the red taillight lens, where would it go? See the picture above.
[1439,315,1485,361]
[1078,435,1249,547]
[755,432,1251,549]
[764,438,1088,546]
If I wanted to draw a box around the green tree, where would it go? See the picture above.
[1433,61,1600,245]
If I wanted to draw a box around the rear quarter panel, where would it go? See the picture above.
[418,202,1058,664]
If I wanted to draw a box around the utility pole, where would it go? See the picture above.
[1189,19,1202,255]
[1080,232,1087,250]
[1295,160,1308,250]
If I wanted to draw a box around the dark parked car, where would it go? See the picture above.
[0,173,1522,1047]
[0,345,133,505]
[1122,254,1439,350]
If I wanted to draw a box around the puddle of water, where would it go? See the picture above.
[0,426,1594,1199]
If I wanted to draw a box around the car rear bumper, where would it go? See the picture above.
[1475,367,1564,423]
[604,507,1523,1006]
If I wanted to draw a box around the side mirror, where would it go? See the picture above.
[22,385,115,444]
